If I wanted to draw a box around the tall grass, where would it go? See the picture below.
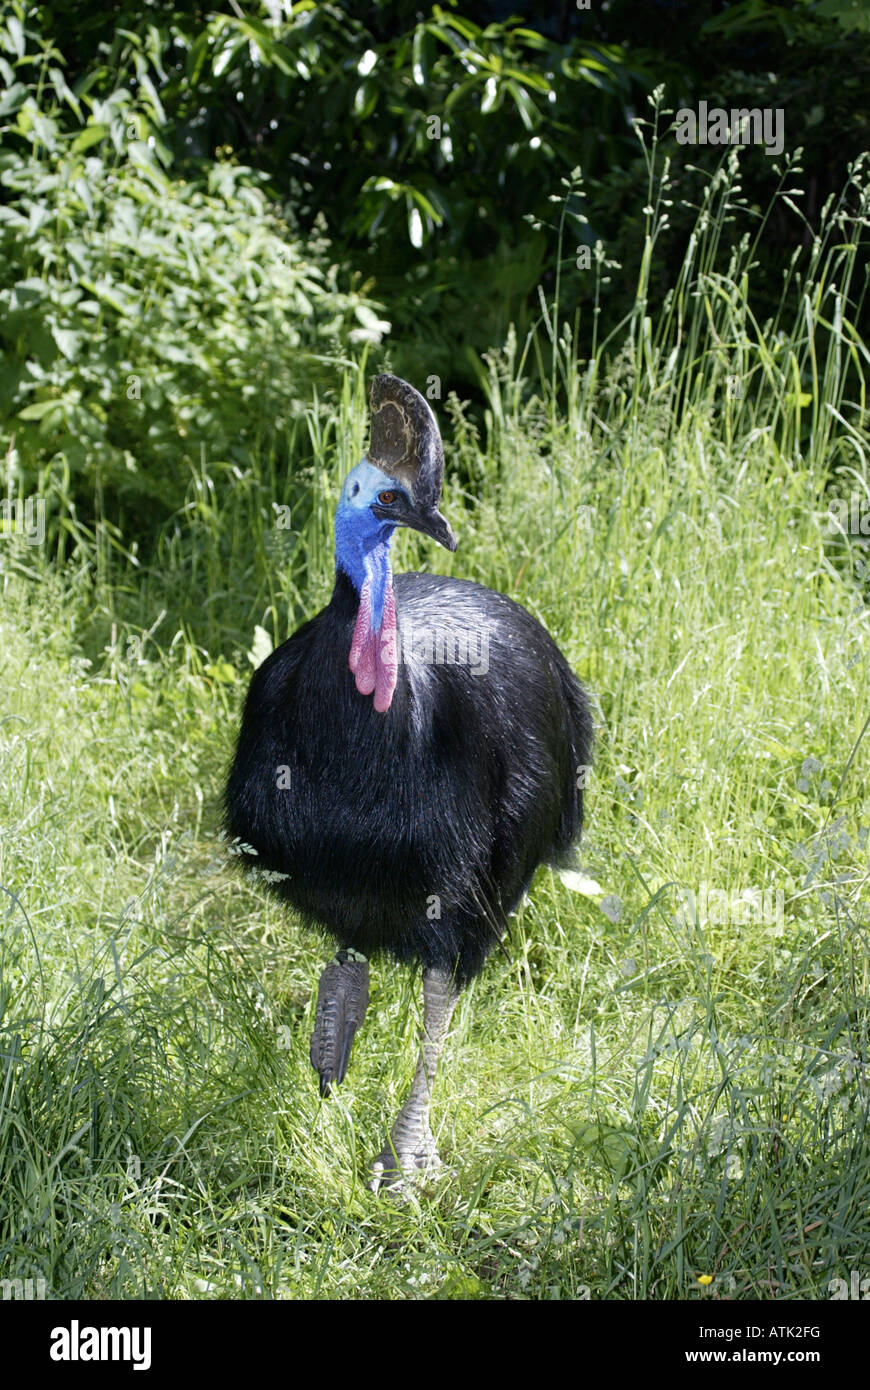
[1,123,868,1299]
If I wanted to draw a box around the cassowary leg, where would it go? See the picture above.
[371,966,459,1188]
[309,949,369,1097]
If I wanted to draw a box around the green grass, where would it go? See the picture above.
[1,134,869,1300]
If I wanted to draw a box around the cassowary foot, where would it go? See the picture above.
[369,1131,443,1193]
[309,950,369,1096]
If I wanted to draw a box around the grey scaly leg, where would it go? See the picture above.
[310,949,369,1096]
[371,966,459,1189]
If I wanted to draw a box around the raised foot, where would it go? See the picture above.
[309,951,369,1096]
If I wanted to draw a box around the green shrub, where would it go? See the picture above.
[0,10,388,541]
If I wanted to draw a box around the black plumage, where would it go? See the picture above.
[225,569,591,985]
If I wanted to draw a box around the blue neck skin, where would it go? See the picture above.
[334,460,398,628]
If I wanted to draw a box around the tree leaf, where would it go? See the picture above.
[71,124,108,154]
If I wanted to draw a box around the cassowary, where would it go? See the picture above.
[225,375,592,1186]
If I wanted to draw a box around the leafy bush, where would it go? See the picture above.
[0,10,388,538]
[24,2,868,398]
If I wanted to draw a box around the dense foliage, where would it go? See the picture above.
[0,9,387,533]
[13,0,870,391]
[3,2,869,534]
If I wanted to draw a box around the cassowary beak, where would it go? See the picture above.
[370,493,458,551]
[402,505,457,552]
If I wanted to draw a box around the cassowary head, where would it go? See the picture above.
[336,376,456,569]
[334,375,457,712]
[365,374,456,551]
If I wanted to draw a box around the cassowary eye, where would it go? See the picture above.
[377,490,397,505]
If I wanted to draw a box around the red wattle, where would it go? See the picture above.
[374,581,398,712]
[349,575,398,712]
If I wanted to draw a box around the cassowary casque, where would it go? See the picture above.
[225,374,592,1186]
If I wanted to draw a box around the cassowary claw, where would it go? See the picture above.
[310,951,369,1095]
